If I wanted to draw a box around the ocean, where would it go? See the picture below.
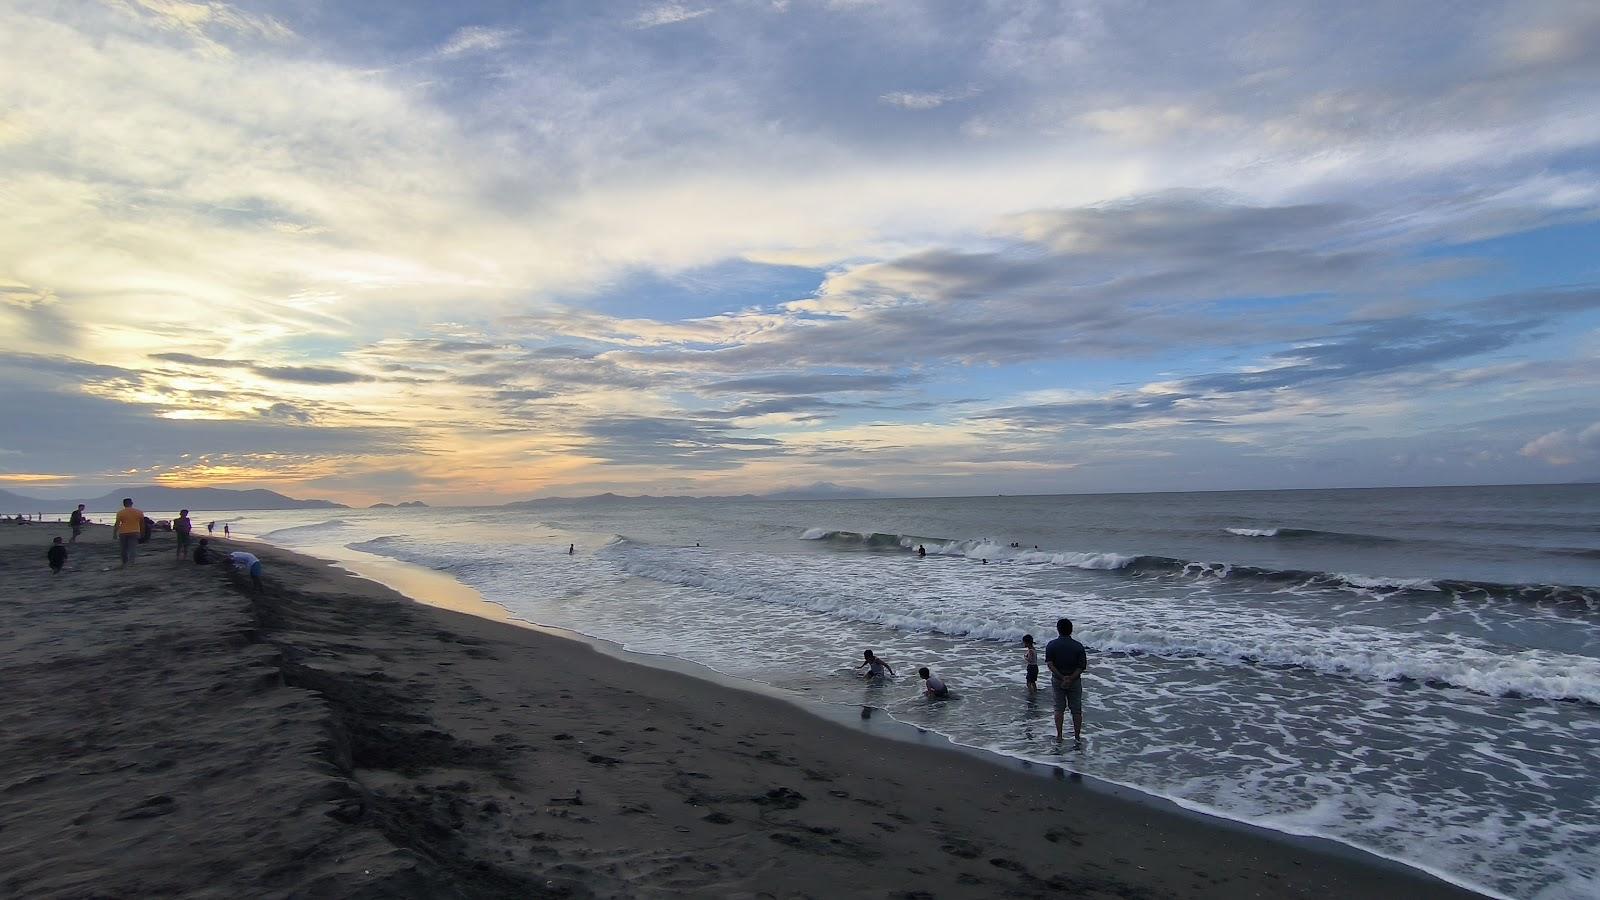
[206,483,1596,899]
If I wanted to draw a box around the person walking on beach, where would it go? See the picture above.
[1045,618,1087,745]
[47,537,67,574]
[207,520,215,534]
[918,667,950,699]
[69,504,85,543]
[857,649,895,679]
[223,523,230,537]
[1022,634,1039,693]
[114,498,143,567]
[173,509,193,561]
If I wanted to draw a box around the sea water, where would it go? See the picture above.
[226,484,1598,899]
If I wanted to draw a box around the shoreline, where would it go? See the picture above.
[261,532,1494,897]
[2,523,1488,897]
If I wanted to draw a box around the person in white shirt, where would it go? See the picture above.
[229,551,262,591]
[919,667,949,699]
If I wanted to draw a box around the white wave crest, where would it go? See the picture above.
[1227,527,1281,537]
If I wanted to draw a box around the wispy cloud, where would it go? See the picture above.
[879,86,981,110]
[632,4,713,28]
[434,25,517,58]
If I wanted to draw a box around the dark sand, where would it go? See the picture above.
[0,523,1486,898]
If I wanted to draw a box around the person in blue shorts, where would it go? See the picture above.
[229,550,263,591]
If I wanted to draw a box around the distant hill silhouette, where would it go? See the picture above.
[369,500,429,509]
[508,482,882,506]
[0,485,345,513]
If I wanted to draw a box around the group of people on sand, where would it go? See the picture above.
[44,497,261,589]
[854,617,1089,744]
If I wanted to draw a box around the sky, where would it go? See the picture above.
[2,0,1598,505]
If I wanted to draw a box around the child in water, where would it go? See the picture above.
[1022,634,1039,693]
[919,667,949,698]
[856,649,895,679]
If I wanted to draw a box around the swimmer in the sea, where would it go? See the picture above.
[856,649,895,679]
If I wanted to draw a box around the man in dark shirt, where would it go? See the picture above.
[1044,617,1088,744]
[47,537,68,574]
[69,504,85,543]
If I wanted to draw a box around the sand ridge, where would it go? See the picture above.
[0,523,1484,898]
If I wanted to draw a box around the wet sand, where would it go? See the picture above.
[0,523,1486,898]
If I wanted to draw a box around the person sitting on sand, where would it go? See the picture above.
[114,498,143,568]
[857,649,894,679]
[228,550,262,591]
[47,537,67,575]
[918,667,949,699]
[193,537,213,564]
[174,509,193,561]
[1022,634,1038,693]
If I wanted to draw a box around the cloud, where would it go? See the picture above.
[880,86,981,110]
[580,415,785,469]
[700,373,910,395]
[250,365,370,385]
[632,4,713,28]
[1520,422,1600,465]
[434,25,517,58]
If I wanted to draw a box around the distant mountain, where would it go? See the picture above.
[0,485,346,512]
[507,482,882,506]
[369,500,429,509]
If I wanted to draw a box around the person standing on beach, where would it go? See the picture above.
[47,537,67,574]
[69,504,85,543]
[1045,617,1087,745]
[114,498,143,567]
[223,523,230,537]
[173,509,193,561]
[207,520,215,534]
[1022,634,1039,693]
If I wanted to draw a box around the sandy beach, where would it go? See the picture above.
[0,522,1485,898]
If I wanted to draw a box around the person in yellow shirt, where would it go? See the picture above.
[114,497,143,567]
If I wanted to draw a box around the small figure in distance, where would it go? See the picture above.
[229,550,262,591]
[919,667,949,699]
[568,543,575,555]
[917,544,926,558]
[857,649,895,680]
[114,498,143,568]
[47,537,67,575]
[1022,634,1038,693]
[207,520,215,534]
[69,504,86,543]
[223,523,230,537]
[1045,617,1088,746]
[174,509,193,562]
[193,537,213,564]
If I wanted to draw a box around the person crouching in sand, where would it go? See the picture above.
[228,550,262,591]
[857,649,894,679]
[193,537,213,565]
[918,667,949,699]
[47,537,67,575]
